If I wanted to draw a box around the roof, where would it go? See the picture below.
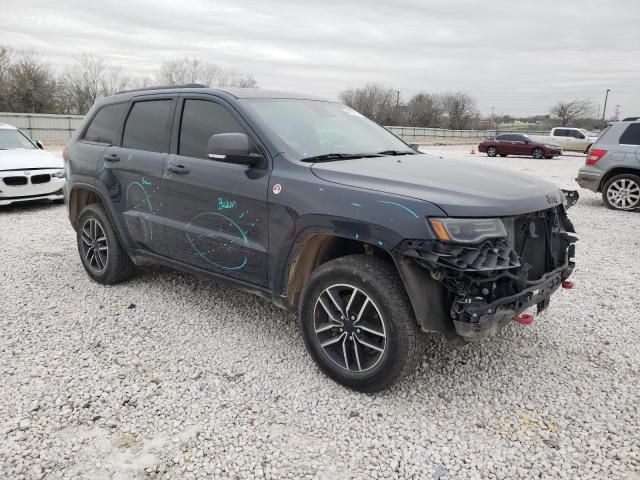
[108,86,332,102]
[0,123,17,129]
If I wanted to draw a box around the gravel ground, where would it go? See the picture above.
[1,146,639,479]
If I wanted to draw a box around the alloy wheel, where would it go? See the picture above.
[533,148,544,159]
[313,284,387,372]
[607,178,640,210]
[81,218,109,272]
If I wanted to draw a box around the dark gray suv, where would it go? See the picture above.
[576,119,640,211]
[64,86,577,391]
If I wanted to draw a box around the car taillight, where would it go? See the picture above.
[586,149,606,165]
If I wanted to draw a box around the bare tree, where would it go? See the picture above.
[440,91,477,130]
[59,54,107,114]
[339,83,397,124]
[550,100,594,126]
[406,92,444,127]
[0,46,13,111]
[6,50,59,113]
[156,57,257,88]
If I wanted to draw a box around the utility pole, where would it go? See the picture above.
[614,104,621,121]
[394,90,400,108]
[601,89,611,129]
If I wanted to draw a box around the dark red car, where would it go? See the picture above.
[478,134,562,159]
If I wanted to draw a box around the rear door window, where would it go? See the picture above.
[178,99,248,159]
[83,103,129,145]
[122,100,173,152]
[619,124,640,145]
[553,129,567,137]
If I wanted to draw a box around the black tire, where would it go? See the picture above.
[584,144,592,154]
[298,255,422,392]
[532,147,544,159]
[602,173,640,211]
[76,203,136,284]
[487,146,498,157]
[499,154,507,157]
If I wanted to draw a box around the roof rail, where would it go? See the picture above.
[114,84,208,95]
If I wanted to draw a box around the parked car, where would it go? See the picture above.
[530,127,599,153]
[576,119,640,211]
[64,86,578,391]
[478,134,562,159]
[0,123,65,206]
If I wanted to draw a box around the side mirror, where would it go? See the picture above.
[207,133,261,167]
[35,140,44,149]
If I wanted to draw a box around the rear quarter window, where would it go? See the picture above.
[619,124,640,145]
[83,103,129,144]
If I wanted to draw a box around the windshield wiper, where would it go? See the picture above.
[300,153,381,163]
[376,150,416,156]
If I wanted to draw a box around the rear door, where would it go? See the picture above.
[101,96,176,254]
[494,134,511,154]
[550,129,568,148]
[510,134,530,155]
[160,95,270,286]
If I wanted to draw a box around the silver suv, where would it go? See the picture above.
[576,120,640,211]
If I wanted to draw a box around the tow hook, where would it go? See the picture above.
[561,280,575,289]
[514,313,534,325]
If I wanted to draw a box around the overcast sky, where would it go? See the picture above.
[2,0,639,116]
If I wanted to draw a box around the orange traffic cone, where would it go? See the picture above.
[470,147,476,154]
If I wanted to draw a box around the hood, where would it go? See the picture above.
[0,149,63,171]
[310,153,564,217]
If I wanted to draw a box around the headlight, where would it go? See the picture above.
[51,169,66,179]
[428,217,507,243]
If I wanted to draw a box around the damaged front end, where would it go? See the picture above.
[395,201,578,342]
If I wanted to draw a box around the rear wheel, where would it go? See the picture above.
[584,144,592,154]
[76,204,136,284]
[298,255,422,392]
[532,148,544,159]
[602,174,640,211]
[487,146,498,157]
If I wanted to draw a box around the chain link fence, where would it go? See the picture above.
[385,126,549,141]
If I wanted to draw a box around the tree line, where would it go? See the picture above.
[339,84,480,129]
[0,46,257,115]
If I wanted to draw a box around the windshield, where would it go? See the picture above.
[0,129,36,149]
[240,99,414,159]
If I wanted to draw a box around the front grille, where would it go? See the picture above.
[31,174,51,184]
[3,176,28,186]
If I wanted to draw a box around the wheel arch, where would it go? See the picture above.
[283,232,395,311]
[68,184,104,229]
[598,167,640,192]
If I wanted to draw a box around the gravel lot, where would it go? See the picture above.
[1,146,639,479]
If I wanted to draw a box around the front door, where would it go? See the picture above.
[161,96,270,287]
[100,97,176,254]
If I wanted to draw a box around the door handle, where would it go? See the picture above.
[167,164,190,175]
[104,153,120,162]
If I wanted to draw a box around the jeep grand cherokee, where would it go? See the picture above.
[64,86,578,391]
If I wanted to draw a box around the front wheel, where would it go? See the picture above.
[602,174,640,211]
[487,146,498,157]
[298,255,422,392]
[532,148,544,159]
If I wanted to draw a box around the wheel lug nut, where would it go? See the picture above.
[339,328,343,332]
[357,329,361,333]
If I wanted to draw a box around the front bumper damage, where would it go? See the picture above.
[394,201,578,342]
